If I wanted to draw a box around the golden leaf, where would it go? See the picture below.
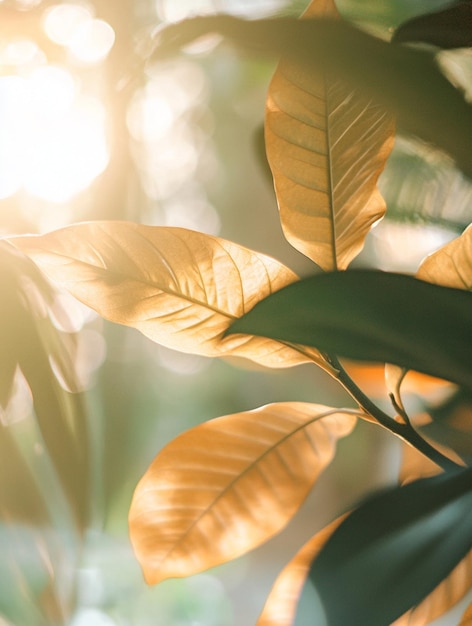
[417,224,472,290]
[10,221,329,370]
[256,516,344,626]
[129,402,357,584]
[459,602,472,625]
[265,0,395,271]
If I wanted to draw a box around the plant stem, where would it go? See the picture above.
[328,355,462,473]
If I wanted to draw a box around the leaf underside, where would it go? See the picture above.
[128,402,356,584]
[265,0,394,270]
[10,222,328,370]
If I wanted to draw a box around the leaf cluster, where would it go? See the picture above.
[4,0,472,624]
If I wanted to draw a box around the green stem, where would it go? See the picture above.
[328,355,461,473]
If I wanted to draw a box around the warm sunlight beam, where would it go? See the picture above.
[0,67,109,204]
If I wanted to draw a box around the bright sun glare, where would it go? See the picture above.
[0,2,114,206]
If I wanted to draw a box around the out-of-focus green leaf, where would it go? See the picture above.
[308,469,472,626]
[152,14,472,177]
[228,270,472,391]
[392,2,472,49]
[0,241,89,529]
[265,0,394,270]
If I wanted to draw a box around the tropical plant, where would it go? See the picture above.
[5,0,472,624]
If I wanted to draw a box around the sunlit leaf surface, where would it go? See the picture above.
[417,224,472,290]
[256,517,344,626]
[11,222,329,369]
[229,270,472,391]
[265,0,394,270]
[129,402,356,584]
[309,469,472,626]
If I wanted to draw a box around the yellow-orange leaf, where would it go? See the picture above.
[265,0,395,270]
[417,224,472,290]
[129,402,357,584]
[256,516,344,626]
[10,221,328,370]
[459,602,472,625]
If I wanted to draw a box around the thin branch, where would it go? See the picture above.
[327,355,462,473]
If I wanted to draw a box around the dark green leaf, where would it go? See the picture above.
[392,2,472,49]
[228,270,472,390]
[308,469,472,626]
[151,15,472,177]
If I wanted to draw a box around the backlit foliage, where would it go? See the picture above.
[4,0,472,624]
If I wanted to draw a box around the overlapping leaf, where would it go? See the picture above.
[391,445,472,625]
[265,0,394,270]
[256,517,344,626]
[393,548,472,625]
[10,222,328,370]
[129,402,356,584]
[417,224,472,290]
[229,270,472,391]
[309,469,472,626]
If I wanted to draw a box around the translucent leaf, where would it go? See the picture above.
[392,2,472,49]
[417,224,472,290]
[265,0,394,270]
[229,270,472,392]
[256,517,344,626]
[10,222,328,370]
[129,402,357,584]
[309,469,472,626]
[460,602,472,625]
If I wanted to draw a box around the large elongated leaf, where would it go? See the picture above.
[265,0,394,270]
[228,270,472,391]
[129,402,356,584]
[0,242,89,529]
[417,224,472,290]
[10,222,329,370]
[152,14,472,178]
[256,517,344,626]
[309,469,472,626]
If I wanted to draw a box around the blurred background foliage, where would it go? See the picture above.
[0,0,471,624]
